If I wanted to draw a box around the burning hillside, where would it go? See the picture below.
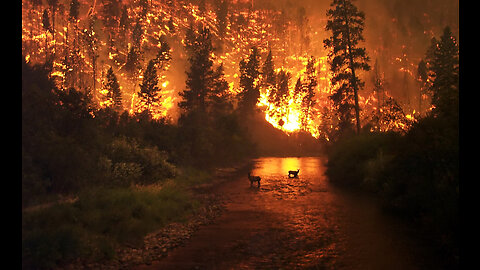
[22,0,458,140]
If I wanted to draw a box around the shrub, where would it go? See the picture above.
[22,185,198,268]
[325,131,400,188]
[104,136,176,185]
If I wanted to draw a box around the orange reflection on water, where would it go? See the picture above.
[252,157,323,179]
[250,157,325,201]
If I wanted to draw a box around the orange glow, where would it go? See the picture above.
[21,0,421,138]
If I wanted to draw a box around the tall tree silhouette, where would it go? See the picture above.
[324,0,370,134]
[262,49,276,88]
[104,67,123,112]
[301,56,317,130]
[47,0,58,56]
[371,59,385,115]
[425,26,459,118]
[69,0,80,49]
[416,59,428,115]
[238,46,261,117]
[179,25,214,116]
[214,0,229,39]
[42,9,52,63]
[137,59,161,116]
[208,64,233,117]
[272,69,290,124]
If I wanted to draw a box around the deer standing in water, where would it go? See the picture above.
[248,172,261,187]
[288,169,300,178]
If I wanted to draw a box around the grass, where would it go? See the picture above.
[22,182,199,269]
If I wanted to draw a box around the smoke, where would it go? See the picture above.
[258,0,459,112]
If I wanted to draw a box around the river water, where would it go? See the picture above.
[139,157,445,269]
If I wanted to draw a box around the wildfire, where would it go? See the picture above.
[21,0,425,139]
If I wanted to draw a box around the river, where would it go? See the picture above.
[136,157,446,269]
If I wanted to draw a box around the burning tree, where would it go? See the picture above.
[324,0,370,135]
[370,97,414,133]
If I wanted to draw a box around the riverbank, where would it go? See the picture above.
[22,162,252,269]
[324,119,459,268]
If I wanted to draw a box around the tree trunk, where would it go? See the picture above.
[343,1,361,134]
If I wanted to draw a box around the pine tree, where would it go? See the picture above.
[296,6,308,52]
[47,0,58,56]
[69,0,80,22]
[104,67,122,112]
[262,49,276,87]
[209,64,233,117]
[69,0,80,50]
[83,15,99,95]
[272,69,290,123]
[119,5,129,31]
[301,56,317,130]
[238,47,261,116]
[132,19,143,50]
[184,22,197,54]
[425,26,459,118]
[154,38,172,71]
[371,59,385,114]
[118,5,130,53]
[214,0,229,38]
[138,59,161,116]
[124,46,141,78]
[416,59,428,115]
[324,0,370,134]
[42,9,52,63]
[179,25,215,115]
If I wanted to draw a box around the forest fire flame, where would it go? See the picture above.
[22,0,446,140]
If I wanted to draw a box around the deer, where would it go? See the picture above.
[288,169,300,178]
[248,172,261,188]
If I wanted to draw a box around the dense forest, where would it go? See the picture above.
[22,0,458,268]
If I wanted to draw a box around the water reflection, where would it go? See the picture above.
[250,157,324,200]
[244,157,339,268]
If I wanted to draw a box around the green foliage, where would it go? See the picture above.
[104,136,176,186]
[22,186,197,269]
[325,131,400,188]
[325,115,458,261]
